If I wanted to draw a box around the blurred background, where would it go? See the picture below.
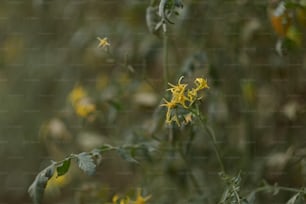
[1,0,306,203]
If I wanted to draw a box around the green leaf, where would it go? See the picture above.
[28,162,56,204]
[285,2,302,9]
[75,152,96,176]
[117,147,139,164]
[56,158,71,177]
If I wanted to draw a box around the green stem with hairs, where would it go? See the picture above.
[203,124,225,173]
[252,183,305,195]
[190,107,225,173]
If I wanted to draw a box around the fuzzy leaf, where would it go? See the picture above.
[28,163,55,204]
[287,193,301,204]
[75,152,96,176]
[56,158,71,177]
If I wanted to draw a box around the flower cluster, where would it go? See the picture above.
[111,188,151,204]
[161,76,209,126]
[69,85,96,118]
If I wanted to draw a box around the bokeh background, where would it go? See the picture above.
[1,0,306,203]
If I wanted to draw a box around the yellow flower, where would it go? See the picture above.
[187,88,198,104]
[112,194,130,204]
[160,99,177,124]
[167,76,189,108]
[160,99,177,110]
[172,92,189,108]
[69,85,87,104]
[75,98,96,117]
[194,77,209,90]
[68,85,96,118]
[161,100,182,126]
[132,188,151,204]
[97,37,110,48]
[112,194,119,203]
[167,76,187,95]
[161,76,209,126]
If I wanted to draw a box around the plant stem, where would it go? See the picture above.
[203,124,225,173]
[193,110,225,173]
[163,30,169,88]
[252,184,304,195]
[178,147,203,194]
[185,130,195,155]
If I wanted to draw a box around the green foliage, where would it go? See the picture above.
[56,159,71,177]
[219,172,242,204]
[28,144,148,204]
[284,2,302,9]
